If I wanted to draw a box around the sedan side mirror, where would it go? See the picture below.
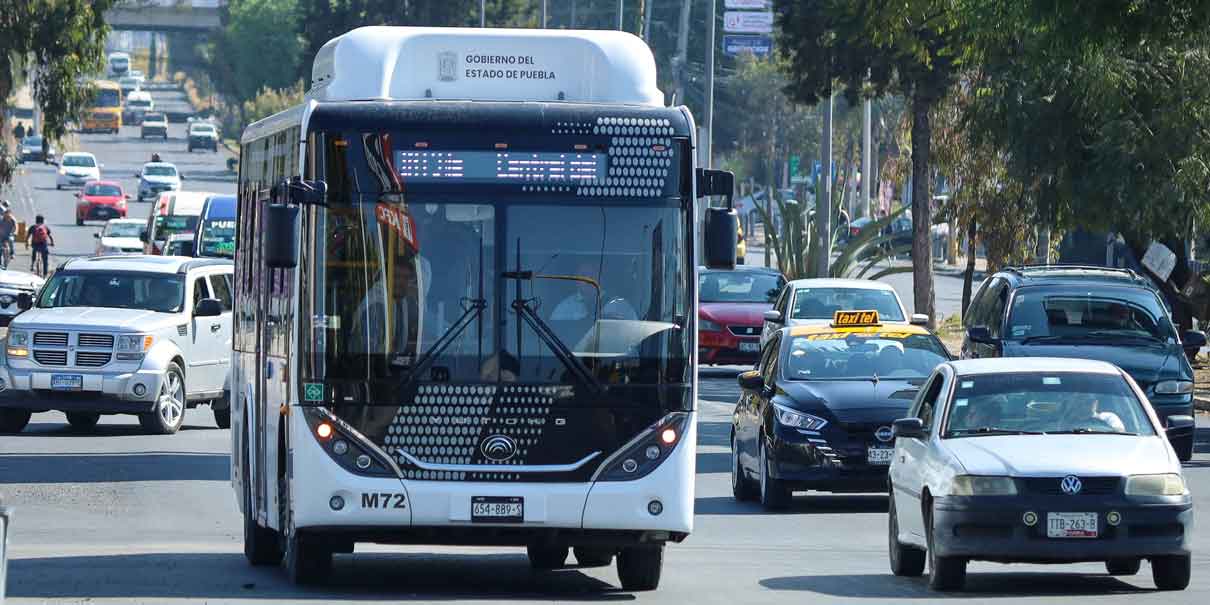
[967,326,997,345]
[194,298,223,317]
[1166,414,1195,434]
[763,309,783,324]
[737,370,764,391]
[910,313,929,326]
[892,417,925,440]
[1181,330,1206,349]
[17,292,33,311]
[93,233,100,239]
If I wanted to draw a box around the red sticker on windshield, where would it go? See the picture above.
[375,203,419,252]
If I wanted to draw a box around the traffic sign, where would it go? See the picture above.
[725,0,769,8]
[724,11,774,34]
[789,155,801,176]
[723,35,773,57]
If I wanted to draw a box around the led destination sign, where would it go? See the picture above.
[394,150,607,185]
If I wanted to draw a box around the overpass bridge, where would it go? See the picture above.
[105,0,225,32]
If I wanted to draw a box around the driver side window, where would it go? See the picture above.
[913,371,947,432]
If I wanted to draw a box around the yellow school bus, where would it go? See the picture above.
[82,80,123,134]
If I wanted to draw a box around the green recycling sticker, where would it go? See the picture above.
[303,382,324,402]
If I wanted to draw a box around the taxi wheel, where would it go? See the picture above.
[888,491,925,576]
[926,505,967,591]
[0,408,32,433]
[1105,558,1140,575]
[731,436,757,501]
[66,412,100,432]
[527,545,568,570]
[758,439,791,510]
[616,545,663,591]
[1151,554,1191,590]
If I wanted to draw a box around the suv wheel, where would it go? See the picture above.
[0,408,32,433]
[140,362,186,434]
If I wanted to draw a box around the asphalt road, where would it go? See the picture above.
[3,90,1210,603]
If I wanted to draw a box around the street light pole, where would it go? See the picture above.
[480,0,485,27]
[542,0,547,28]
[816,92,834,277]
[618,0,624,30]
[704,0,716,168]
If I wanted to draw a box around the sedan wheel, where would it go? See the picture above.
[888,490,925,576]
[140,362,185,434]
[758,439,791,510]
[926,505,967,591]
[731,436,756,501]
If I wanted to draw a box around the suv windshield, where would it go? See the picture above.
[144,165,176,177]
[945,371,1154,436]
[64,155,96,167]
[37,272,185,313]
[198,218,235,257]
[104,222,143,238]
[700,270,783,303]
[791,287,905,321]
[784,330,949,380]
[1007,287,1176,344]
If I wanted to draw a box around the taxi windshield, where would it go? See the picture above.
[791,287,905,321]
[783,330,949,380]
[944,372,1154,437]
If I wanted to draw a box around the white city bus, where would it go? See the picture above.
[231,26,737,590]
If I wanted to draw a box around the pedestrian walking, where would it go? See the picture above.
[12,122,25,141]
[26,214,54,277]
[0,207,17,270]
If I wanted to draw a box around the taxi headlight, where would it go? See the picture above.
[1124,473,1187,496]
[699,318,723,332]
[1154,380,1193,395]
[950,475,1018,496]
[772,403,828,431]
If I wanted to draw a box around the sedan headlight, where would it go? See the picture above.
[950,475,1018,496]
[699,318,723,332]
[772,403,828,430]
[1154,380,1193,395]
[1125,473,1187,496]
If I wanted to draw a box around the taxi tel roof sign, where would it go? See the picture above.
[832,310,881,328]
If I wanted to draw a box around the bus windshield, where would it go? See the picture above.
[198,218,236,257]
[93,87,121,108]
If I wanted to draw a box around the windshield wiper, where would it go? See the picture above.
[1047,428,1138,436]
[949,426,1045,437]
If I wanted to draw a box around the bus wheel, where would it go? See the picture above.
[526,545,568,570]
[280,474,332,583]
[242,437,281,565]
[617,545,663,591]
[573,546,614,567]
[213,403,231,429]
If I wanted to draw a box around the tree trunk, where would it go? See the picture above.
[909,93,936,326]
[962,214,977,317]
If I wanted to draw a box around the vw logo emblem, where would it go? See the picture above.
[874,426,894,443]
[480,434,518,462]
[1060,475,1083,495]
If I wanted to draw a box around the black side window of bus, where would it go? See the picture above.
[193,276,211,307]
[211,274,233,311]
[915,373,945,431]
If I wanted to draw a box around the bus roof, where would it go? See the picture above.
[91,79,121,90]
[309,26,663,107]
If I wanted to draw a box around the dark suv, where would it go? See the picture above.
[961,265,1203,461]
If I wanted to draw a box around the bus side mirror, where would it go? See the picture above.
[704,208,738,270]
[265,205,299,269]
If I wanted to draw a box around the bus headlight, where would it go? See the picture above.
[1125,474,1187,496]
[594,412,690,482]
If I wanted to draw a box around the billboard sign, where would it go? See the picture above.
[724,11,774,34]
[724,0,770,8]
[723,35,773,57]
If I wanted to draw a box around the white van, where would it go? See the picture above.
[108,52,130,77]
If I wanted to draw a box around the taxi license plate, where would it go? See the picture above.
[51,374,83,391]
[739,342,760,353]
[471,496,523,523]
[1047,512,1098,538]
[867,447,894,465]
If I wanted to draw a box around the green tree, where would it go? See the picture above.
[1,0,113,183]
[207,0,305,126]
[775,0,966,327]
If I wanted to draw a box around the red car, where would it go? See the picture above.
[698,266,786,365]
[75,180,128,225]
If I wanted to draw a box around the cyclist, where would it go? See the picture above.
[0,206,16,270]
[26,214,54,277]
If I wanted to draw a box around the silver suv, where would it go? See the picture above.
[0,256,233,434]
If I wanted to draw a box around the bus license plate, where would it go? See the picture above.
[1047,512,1098,538]
[867,447,894,465]
[50,374,83,391]
[471,496,523,523]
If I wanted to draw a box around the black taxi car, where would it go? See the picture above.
[732,310,951,509]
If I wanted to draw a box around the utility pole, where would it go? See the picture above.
[816,93,834,278]
[704,0,716,167]
[861,98,872,219]
[542,0,547,28]
[671,0,691,105]
[643,0,654,41]
[571,0,577,27]
[479,0,485,27]
[618,0,624,30]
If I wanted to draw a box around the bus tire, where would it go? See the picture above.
[280,473,332,583]
[616,545,663,591]
[213,404,231,429]
[526,545,568,570]
[0,408,32,433]
[242,435,282,566]
[574,546,614,567]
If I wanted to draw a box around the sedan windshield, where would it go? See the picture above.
[945,372,1154,436]
[784,330,949,380]
[104,222,143,238]
[64,155,96,168]
[84,184,121,197]
[1007,288,1176,344]
[37,272,184,313]
[700,270,783,303]
[791,287,905,321]
[144,166,176,177]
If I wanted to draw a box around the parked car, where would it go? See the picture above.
[761,278,923,347]
[888,357,1192,591]
[17,135,55,164]
[55,152,102,190]
[699,266,785,365]
[94,218,147,255]
[75,181,129,225]
[123,90,154,125]
[0,269,44,327]
[143,191,212,255]
[187,121,219,152]
[135,162,181,202]
[960,265,1204,460]
[0,256,235,434]
[140,112,168,139]
[194,195,236,258]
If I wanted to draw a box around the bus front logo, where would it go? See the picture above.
[438,52,459,82]
[480,435,518,461]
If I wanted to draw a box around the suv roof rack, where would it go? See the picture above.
[1001,264,1146,282]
